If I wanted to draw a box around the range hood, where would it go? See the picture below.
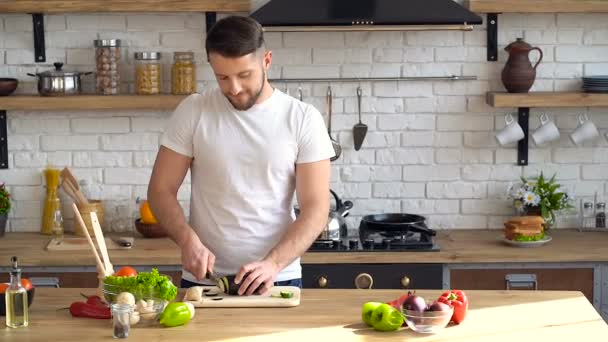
[250,0,483,32]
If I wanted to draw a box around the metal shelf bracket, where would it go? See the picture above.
[517,107,530,166]
[487,13,498,61]
[0,111,8,169]
[32,13,46,63]
[206,12,217,32]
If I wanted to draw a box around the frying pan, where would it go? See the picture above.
[361,213,436,236]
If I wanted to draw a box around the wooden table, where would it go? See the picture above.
[2,289,606,341]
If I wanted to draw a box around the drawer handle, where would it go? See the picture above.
[317,276,328,288]
[401,275,411,288]
[355,273,373,289]
[505,274,537,290]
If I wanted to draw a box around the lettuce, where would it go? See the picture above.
[104,268,177,301]
[513,231,545,242]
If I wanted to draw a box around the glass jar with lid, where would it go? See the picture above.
[134,52,162,95]
[94,39,121,95]
[172,52,196,95]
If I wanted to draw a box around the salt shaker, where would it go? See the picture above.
[596,202,606,228]
[582,201,595,229]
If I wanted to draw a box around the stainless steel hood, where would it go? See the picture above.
[250,0,483,32]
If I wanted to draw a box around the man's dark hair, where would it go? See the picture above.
[205,16,265,58]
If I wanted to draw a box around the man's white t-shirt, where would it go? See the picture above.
[160,87,335,283]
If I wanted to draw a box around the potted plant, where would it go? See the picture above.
[507,172,574,230]
[0,182,11,236]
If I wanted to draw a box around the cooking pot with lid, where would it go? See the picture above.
[294,189,353,241]
[28,62,92,96]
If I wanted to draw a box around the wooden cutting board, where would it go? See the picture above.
[183,286,301,308]
[45,237,133,251]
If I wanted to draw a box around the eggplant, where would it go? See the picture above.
[217,274,262,296]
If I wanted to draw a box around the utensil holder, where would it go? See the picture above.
[74,200,105,236]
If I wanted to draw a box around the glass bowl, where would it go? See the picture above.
[402,307,453,334]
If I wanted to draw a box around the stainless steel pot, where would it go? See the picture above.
[294,190,353,241]
[28,62,92,96]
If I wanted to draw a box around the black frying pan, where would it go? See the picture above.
[361,213,436,236]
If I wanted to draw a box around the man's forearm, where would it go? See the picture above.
[264,209,326,270]
[148,188,195,248]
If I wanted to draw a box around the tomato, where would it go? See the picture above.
[114,266,137,277]
[20,278,33,290]
[0,283,8,294]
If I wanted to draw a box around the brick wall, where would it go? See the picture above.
[0,9,606,233]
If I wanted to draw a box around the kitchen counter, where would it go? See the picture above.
[2,288,606,341]
[1,230,608,266]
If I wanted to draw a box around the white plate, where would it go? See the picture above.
[501,235,552,248]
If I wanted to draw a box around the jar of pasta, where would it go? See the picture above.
[171,52,196,95]
[94,39,121,95]
[134,52,162,95]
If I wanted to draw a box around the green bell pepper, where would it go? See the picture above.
[159,302,192,327]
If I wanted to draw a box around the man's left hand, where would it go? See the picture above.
[235,259,279,296]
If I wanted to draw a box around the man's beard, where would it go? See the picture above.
[225,71,266,111]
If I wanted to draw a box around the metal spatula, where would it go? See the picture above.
[353,86,368,151]
[326,86,341,161]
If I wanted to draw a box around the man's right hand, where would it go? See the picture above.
[181,236,216,281]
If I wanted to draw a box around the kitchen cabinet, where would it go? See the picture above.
[450,267,594,303]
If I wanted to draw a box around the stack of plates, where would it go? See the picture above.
[582,76,608,93]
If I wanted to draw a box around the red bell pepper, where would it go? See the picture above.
[437,290,468,324]
[81,293,106,307]
[386,291,414,310]
[69,301,111,319]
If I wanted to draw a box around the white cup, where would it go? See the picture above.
[532,113,560,146]
[570,113,599,145]
[496,113,525,146]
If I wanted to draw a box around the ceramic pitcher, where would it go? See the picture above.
[501,38,544,93]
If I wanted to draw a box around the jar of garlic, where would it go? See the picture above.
[134,52,162,95]
[94,39,121,95]
[172,52,196,95]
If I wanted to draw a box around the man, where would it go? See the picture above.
[147,16,334,295]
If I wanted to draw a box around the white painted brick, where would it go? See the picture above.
[284,32,344,48]
[373,81,433,98]
[373,48,402,63]
[68,15,126,31]
[341,65,371,78]
[6,50,35,65]
[355,132,400,148]
[161,32,204,50]
[348,199,401,216]
[336,183,372,199]
[344,49,373,64]
[401,132,434,147]
[554,79,582,92]
[0,169,42,185]
[433,81,489,96]
[435,47,466,62]
[131,117,166,132]
[462,199,513,215]
[557,14,608,28]
[582,165,608,180]
[553,148,595,163]
[498,30,525,46]
[403,165,460,182]
[66,49,95,65]
[12,200,41,219]
[488,216,514,229]
[402,63,462,77]
[557,46,608,62]
[9,219,40,233]
[345,32,403,47]
[463,149,494,163]
[3,32,32,49]
[462,165,491,181]
[553,63,583,78]
[584,63,608,76]
[434,132,463,147]
[406,31,463,46]
[264,32,283,49]
[105,168,151,185]
[4,15,32,32]
[464,132,498,148]
[405,98,434,113]
[341,166,402,182]
[98,32,160,47]
[561,181,605,196]
[427,182,487,199]
[101,134,158,151]
[84,184,133,201]
[11,118,70,134]
[185,14,204,30]
[272,48,312,65]
[7,135,39,151]
[524,30,557,44]
[46,31,98,48]
[134,151,158,167]
[72,118,130,133]
[437,115,493,131]
[558,29,583,44]
[373,182,426,198]
[370,64,401,78]
[127,15,185,31]
[40,135,99,151]
[13,153,47,168]
[74,152,132,167]
[376,149,433,165]
[435,149,462,164]
[428,215,487,229]
[402,199,459,214]
[403,47,434,62]
[434,96,467,113]
[282,65,340,79]
[45,15,66,31]
[523,14,557,29]
[10,186,45,201]
[464,30,485,46]
[523,164,579,180]
[378,115,435,131]
[463,63,501,81]
[490,165,523,181]
[528,149,553,164]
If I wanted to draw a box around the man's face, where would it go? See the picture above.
[209,50,272,111]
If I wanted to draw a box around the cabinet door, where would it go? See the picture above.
[450,268,594,302]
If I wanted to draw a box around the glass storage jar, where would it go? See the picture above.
[94,39,121,95]
[134,52,162,95]
[172,52,196,95]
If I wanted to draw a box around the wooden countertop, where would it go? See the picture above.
[2,288,606,341]
[2,229,608,267]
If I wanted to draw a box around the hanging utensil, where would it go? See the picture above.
[326,86,341,161]
[353,86,368,151]
[297,86,303,101]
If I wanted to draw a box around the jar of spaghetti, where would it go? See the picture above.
[171,52,196,95]
[134,52,161,95]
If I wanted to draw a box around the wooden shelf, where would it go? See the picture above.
[0,0,250,13]
[0,95,187,111]
[466,0,608,13]
[487,92,608,108]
